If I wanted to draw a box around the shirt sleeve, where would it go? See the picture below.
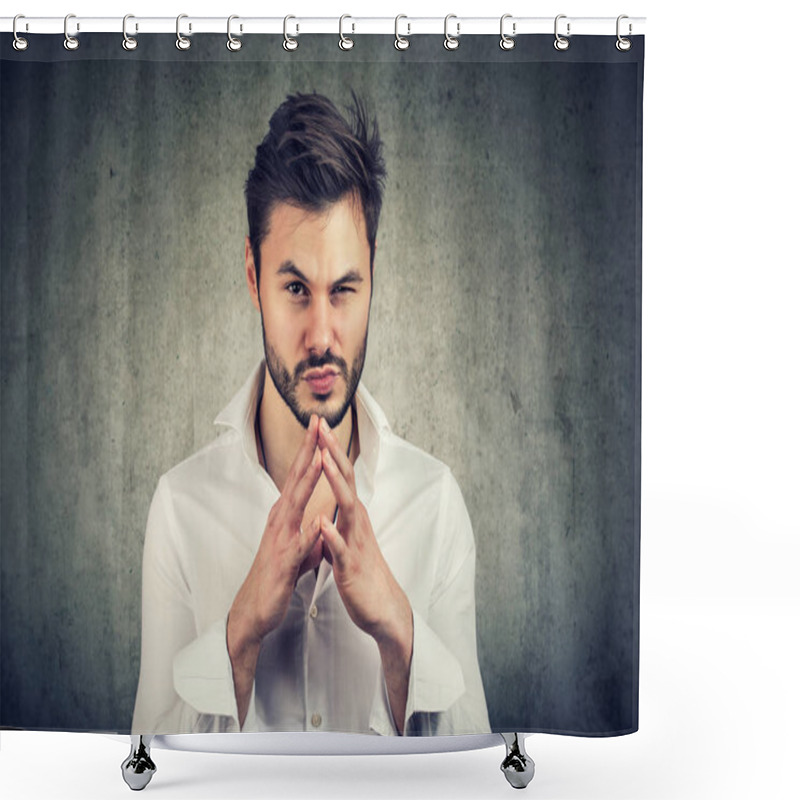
[369,471,491,736]
[132,477,248,734]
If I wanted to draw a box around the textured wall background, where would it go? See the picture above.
[1,35,641,734]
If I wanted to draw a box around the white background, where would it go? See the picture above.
[2,1,798,798]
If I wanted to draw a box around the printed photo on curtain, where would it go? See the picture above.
[1,30,643,739]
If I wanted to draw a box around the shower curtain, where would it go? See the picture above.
[1,28,643,737]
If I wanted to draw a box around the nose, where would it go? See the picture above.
[304,294,334,355]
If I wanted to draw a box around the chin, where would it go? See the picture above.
[308,398,351,429]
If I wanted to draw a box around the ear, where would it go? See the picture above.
[245,237,261,312]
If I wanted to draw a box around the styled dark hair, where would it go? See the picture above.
[245,92,386,279]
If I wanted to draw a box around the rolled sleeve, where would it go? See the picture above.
[173,617,255,730]
[368,609,466,736]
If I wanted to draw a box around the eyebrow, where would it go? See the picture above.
[276,260,364,288]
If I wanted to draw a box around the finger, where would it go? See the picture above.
[289,447,323,514]
[318,417,356,491]
[297,519,323,576]
[321,448,356,531]
[299,515,322,555]
[284,414,321,493]
[319,515,347,567]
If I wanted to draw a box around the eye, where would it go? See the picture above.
[286,281,308,298]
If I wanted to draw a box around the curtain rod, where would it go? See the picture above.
[1,15,646,37]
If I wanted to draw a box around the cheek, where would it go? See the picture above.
[338,300,370,344]
[261,297,303,347]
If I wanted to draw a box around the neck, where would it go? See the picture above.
[257,372,356,491]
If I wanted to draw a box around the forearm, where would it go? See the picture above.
[375,599,413,734]
[226,609,261,729]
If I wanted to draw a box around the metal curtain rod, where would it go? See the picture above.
[1,15,646,36]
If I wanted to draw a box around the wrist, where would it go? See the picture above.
[374,593,413,663]
[226,601,262,666]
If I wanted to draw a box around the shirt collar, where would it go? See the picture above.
[213,361,387,501]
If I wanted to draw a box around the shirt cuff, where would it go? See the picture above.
[369,608,466,736]
[173,617,256,731]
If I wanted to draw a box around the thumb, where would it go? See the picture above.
[319,515,347,566]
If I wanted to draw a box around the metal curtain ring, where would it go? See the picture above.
[64,13,79,51]
[554,14,570,51]
[616,14,632,51]
[500,14,515,50]
[227,15,242,51]
[122,14,138,51]
[283,15,298,51]
[444,14,459,51]
[339,15,354,50]
[394,15,410,50]
[176,14,191,50]
[12,14,29,51]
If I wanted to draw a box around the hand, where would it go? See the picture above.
[317,416,413,732]
[227,415,324,725]
[317,417,412,649]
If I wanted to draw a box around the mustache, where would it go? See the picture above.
[293,351,348,381]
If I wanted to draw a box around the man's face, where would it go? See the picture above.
[246,196,372,429]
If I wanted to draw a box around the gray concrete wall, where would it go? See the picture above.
[1,35,642,733]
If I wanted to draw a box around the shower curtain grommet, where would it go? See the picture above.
[175,14,191,51]
[339,15,355,50]
[500,14,516,50]
[226,15,242,52]
[616,15,633,51]
[12,15,29,51]
[122,15,138,51]
[394,15,410,50]
[553,14,570,51]
[443,14,460,50]
[63,14,79,51]
[283,15,299,51]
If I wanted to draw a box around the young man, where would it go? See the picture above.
[132,93,490,736]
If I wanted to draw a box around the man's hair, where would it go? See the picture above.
[245,92,386,280]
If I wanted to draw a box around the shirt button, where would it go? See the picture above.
[309,604,318,619]
[311,713,322,728]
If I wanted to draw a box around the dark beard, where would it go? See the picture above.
[263,336,367,429]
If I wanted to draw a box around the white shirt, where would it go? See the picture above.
[132,363,490,736]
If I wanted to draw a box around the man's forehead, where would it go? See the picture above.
[259,197,370,278]
[263,195,367,240]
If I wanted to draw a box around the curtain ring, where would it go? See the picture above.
[63,13,79,51]
[499,14,515,50]
[227,15,242,51]
[176,14,191,50]
[554,14,570,51]
[339,15,354,50]
[616,15,632,51]
[122,14,138,51]
[443,14,459,51]
[12,15,29,51]
[283,15,298,51]
[394,15,410,50]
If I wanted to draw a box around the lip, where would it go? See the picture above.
[304,368,338,396]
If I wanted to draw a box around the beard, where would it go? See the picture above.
[263,334,367,429]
